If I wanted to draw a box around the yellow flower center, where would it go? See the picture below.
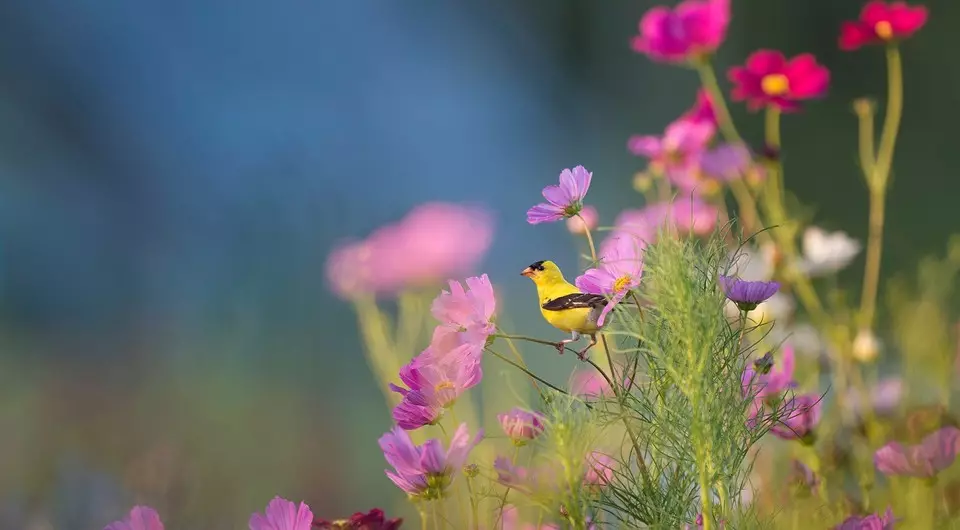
[874,21,893,40]
[613,275,633,293]
[760,74,790,97]
[435,381,456,393]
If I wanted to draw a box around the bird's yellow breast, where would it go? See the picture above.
[540,305,599,334]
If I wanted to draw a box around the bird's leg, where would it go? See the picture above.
[576,334,598,361]
[555,331,581,355]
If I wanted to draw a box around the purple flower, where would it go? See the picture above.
[526,166,593,224]
[584,451,616,487]
[104,506,164,530]
[380,423,483,499]
[498,408,545,445]
[575,235,644,326]
[249,497,313,530]
[389,341,483,430]
[770,394,822,442]
[874,426,960,478]
[742,344,797,401]
[718,275,780,311]
[430,274,497,348]
[833,507,896,530]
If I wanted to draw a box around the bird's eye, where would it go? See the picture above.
[529,260,546,271]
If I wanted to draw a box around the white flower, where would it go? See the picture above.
[797,227,861,276]
[726,244,776,281]
[852,327,881,363]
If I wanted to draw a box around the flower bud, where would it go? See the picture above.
[497,408,545,445]
[633,171,654,192]
[852,328,880,363]
[462,463,479,478]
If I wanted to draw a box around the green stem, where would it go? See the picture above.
[494,445,522,529]
[465,476,480,530]
[418,505,429,530]
[578,213,598,265]
[695,60,743,144]
[485,348,570,396]
[492,333,573,353]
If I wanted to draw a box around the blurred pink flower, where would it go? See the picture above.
[833,507,895,530]
[526,166,593,224]
[570,370,613,398]
[575,235,644,326]
[667,143,754,195]
[874,426,960,478]
[498,407,545,445]
[770,394,822,441]
[631,0,730,63]
[430,274,496,349]
[680,90,718,128]
[839,1,927,51]
[615,196,719,242]
[584,451,616,487]
[628,121,714,177]
[729,50,830,113]
[500,505,560,530]
[390,340,482,430]
[326,203,493,298]
[380,423,482,498]
[104,506,164,530]
[845,377,903,419]
[566,205,599,234]
[742,344,798,401]
[790,459,820,494]
[248,497,313,530]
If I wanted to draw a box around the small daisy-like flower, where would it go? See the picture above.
[833,507,896,530]
[498,408,545,445]
[874,426,960,478]
[840,1,928,51]
[526,166,593,224]
[249,497,314,530]
[104,506,164,530]
[575,235,644,326]
[718,275,781,311]
[631,0,730,63]
[729,50,830,112]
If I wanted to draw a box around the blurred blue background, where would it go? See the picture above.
[0,0,957,528]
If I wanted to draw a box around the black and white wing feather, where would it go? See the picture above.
[541,293,608,311]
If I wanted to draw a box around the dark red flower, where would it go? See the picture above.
[313,509,402,530]
[728,50,830,113]
[839,1,928,51]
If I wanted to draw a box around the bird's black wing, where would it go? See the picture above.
[541,293,608,311]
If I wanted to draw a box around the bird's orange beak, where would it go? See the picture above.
[520,267,535,278]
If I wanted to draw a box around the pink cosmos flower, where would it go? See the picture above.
[729,50,830,112]
[390,341,482,430]
[104,506,164,530]
[615,196,720,243]
[526,166,593,224]
[501,505,561,530]
[570,370,614,398]
[742,344,797,401]
[840,1,928,51]
[498,408,545,445]
[248,497,313,530]
[631,0,731,63]
[326,203,493,298]
[576,234,644,327]
[628,121,714,177]
[430,274,496,349]
[584,451,616,487]
[833,507,896,530]
[670,144,754,195]
[874,426,960,478]
[380,423,483,498]
[770,394,822,441]
[566,205,599,234]
[680,90,718,128]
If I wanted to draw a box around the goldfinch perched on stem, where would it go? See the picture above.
[521,260,606,360]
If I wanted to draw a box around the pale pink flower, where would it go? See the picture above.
[382,423,483,497]
[248,497,313,530]
[566,205,599,234]
[430,274,497,348]
[584,451,616,487]
[570,371,613,398]
[874,426,960,478]
[576,235,644,326]
[104,506,164,530]
[527,166,593,224]
[631,0,731,63]
[628,121,714,178]
[498,408,545,444]
[614,196,719,242]
[390,340,483,430]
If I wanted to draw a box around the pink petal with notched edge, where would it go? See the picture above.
[248,497,313,530]
[526,203,565,224]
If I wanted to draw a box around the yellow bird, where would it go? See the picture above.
[521,260,606,360]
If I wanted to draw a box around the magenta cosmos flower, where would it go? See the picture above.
[629,120,714,177]
[380,423,483,499]
[498,407,545,445]
[631,0,730,63]
[770,394,822,442]
[313,509,402,530]
[833,508,895,530]
[390,340,482,430]
[326,203,493,299]
[104,506,164,530]
[429,274,496,350]
[718,275,780,311]
[681,90,718,128]
[526,166,592,224]
[840,1,928,51]
[729,50,830,112]
[249,497,313,530]
[874,426,960,478]
[576,234,644,327]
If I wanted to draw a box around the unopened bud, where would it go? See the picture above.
[753,352,774,375]
[558,504,569,517]
[633,171,653,193]
[853,98,876,117]
[463,463,479,478]
[852,328,880,363]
